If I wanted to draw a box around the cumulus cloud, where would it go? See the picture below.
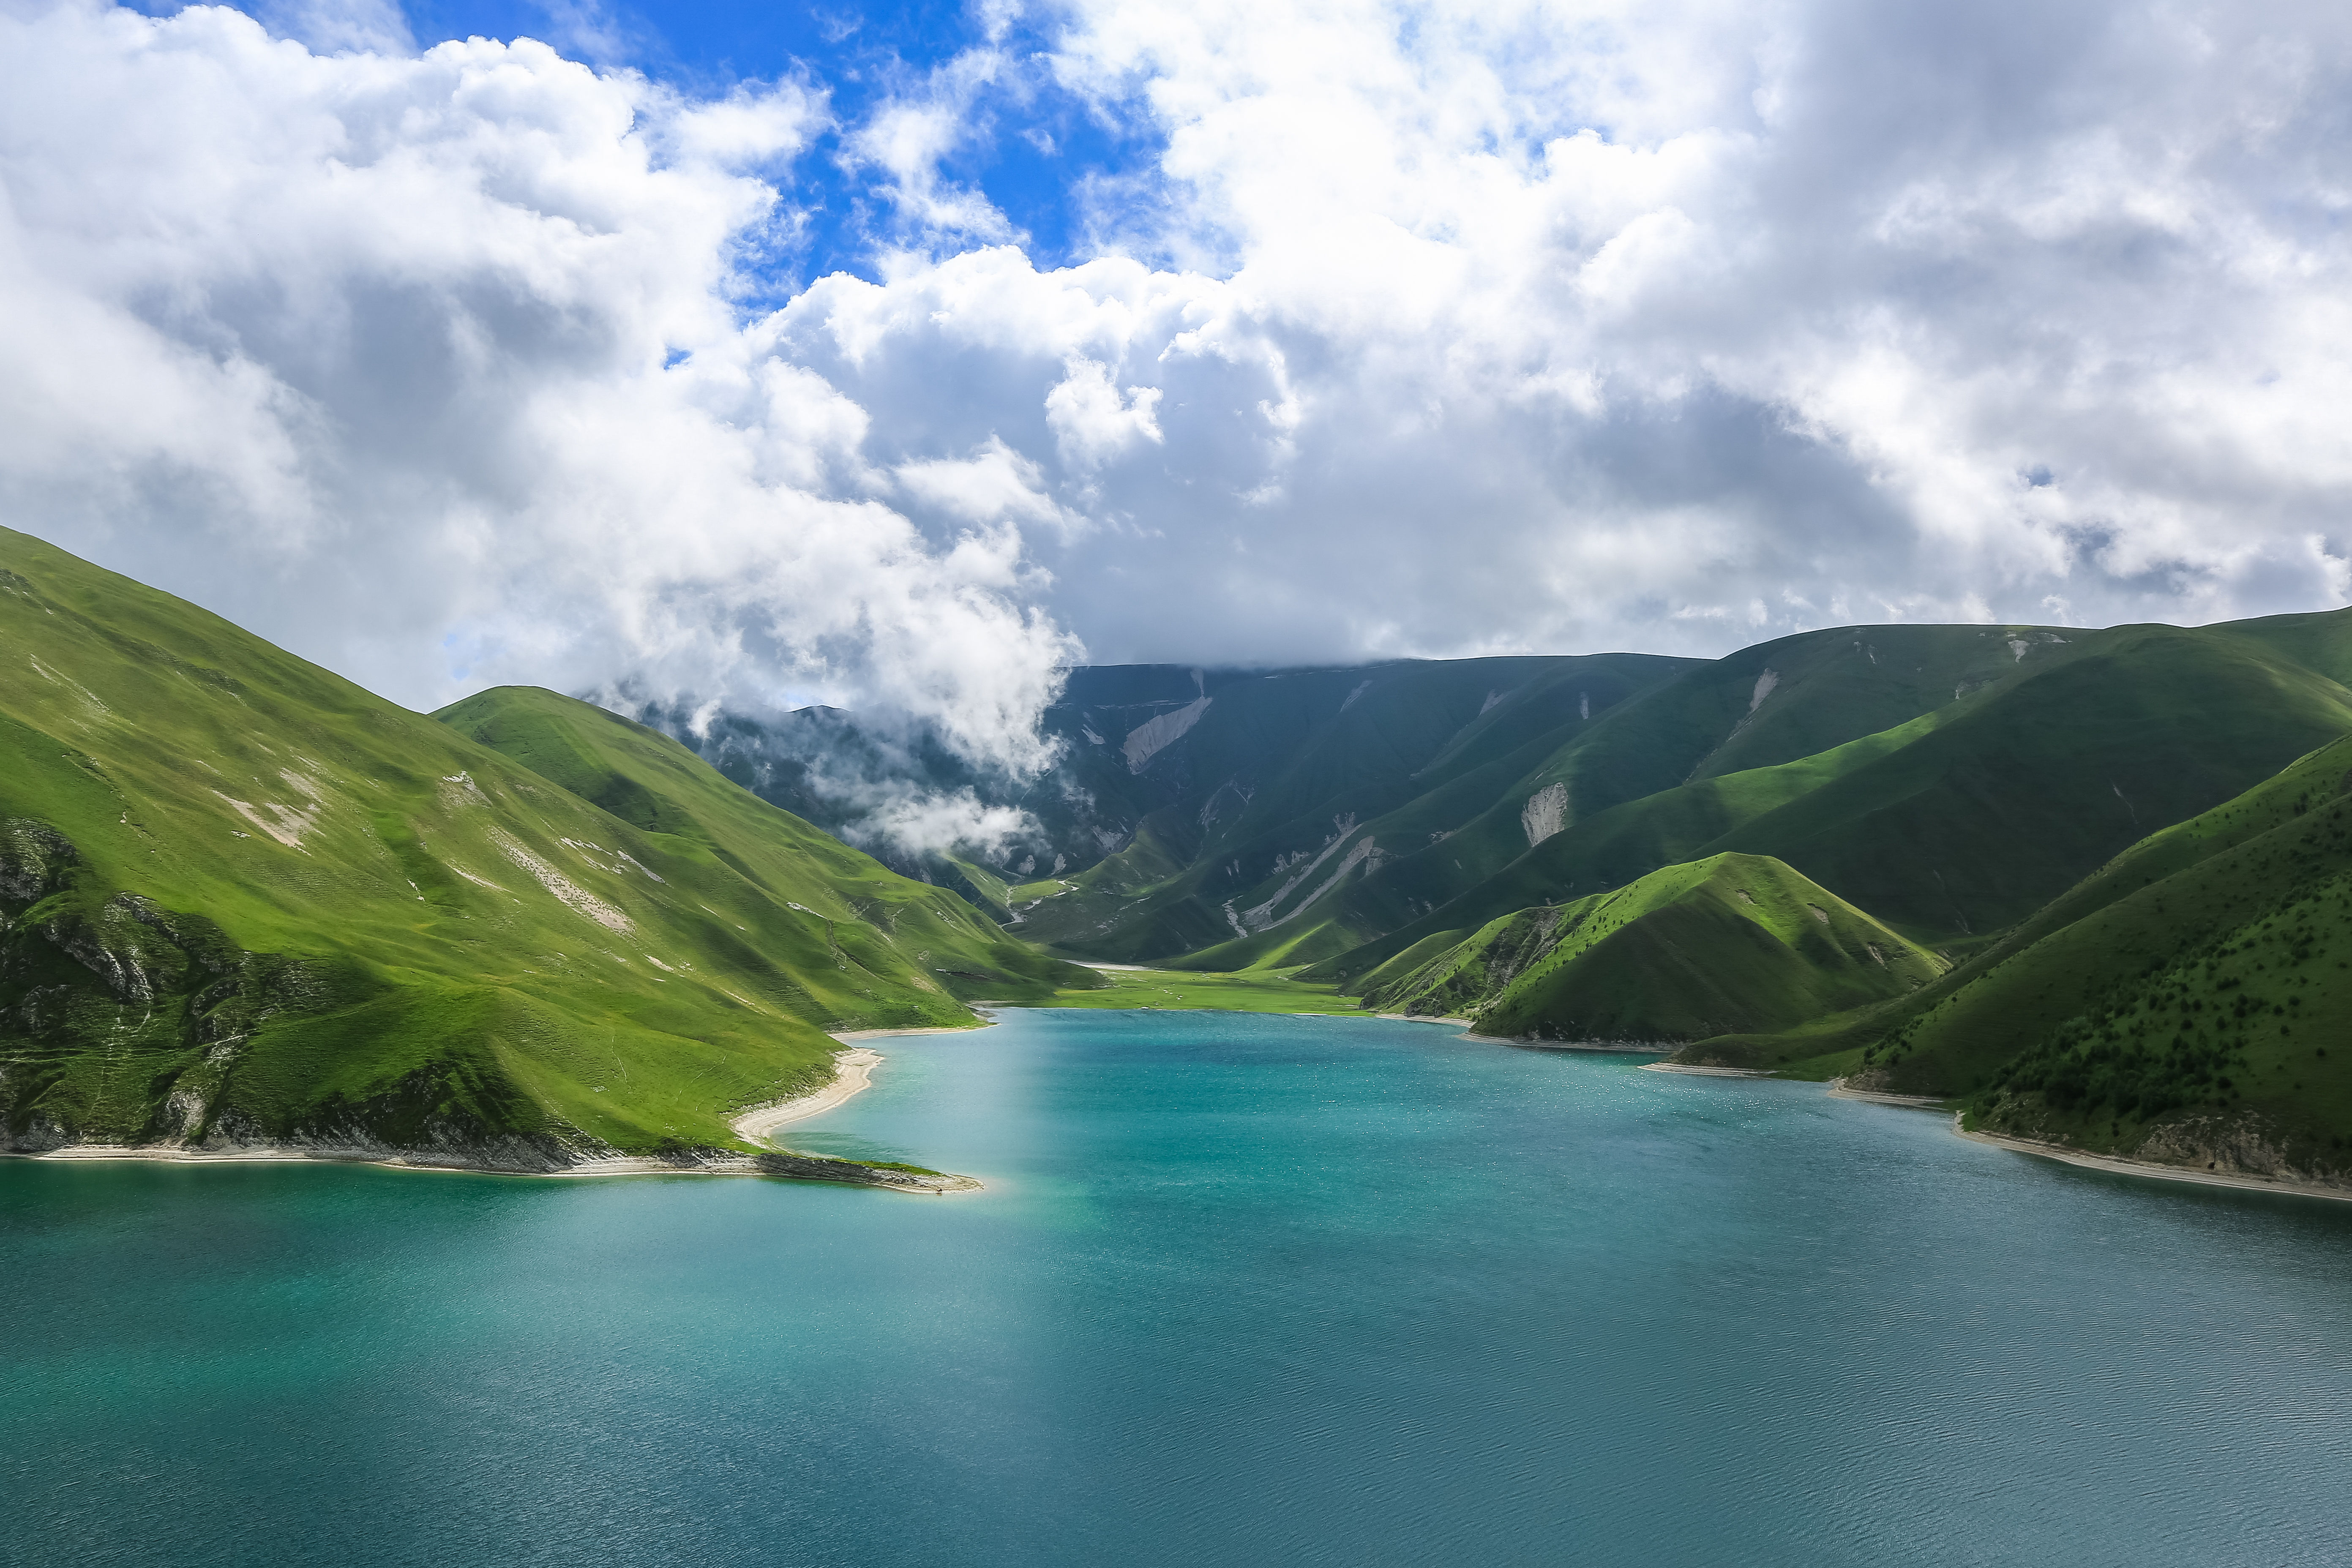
[851,787,1039,861]
[1045,357,1163,473]
[2,0,2349,789]
[0,0,1071,770]
[909,0,2352,660]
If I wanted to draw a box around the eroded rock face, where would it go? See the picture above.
[2133,1113,2344,1185]
[0,819,75,907]
[0,820,343,1151]
[1980,1094,2352,1189]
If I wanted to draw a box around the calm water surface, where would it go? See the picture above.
[7,1010,2352,1566]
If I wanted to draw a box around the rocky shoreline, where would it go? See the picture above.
[4,1036,986,1194]
[2,1126,981,1194]
[1952,1120,2352,1205]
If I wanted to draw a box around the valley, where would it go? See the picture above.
[11,521,2352,1196]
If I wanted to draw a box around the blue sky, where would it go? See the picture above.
[400,0,1157,282]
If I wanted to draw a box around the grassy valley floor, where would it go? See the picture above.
[1020,967,1350,1014]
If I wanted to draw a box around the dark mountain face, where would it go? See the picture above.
[632,651,1698,933]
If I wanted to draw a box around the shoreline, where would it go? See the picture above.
[728,1046,885,1144]
[0,1143,805,1181]
[1827,1081,1948,1109]
[1652,1064,2352,1205]
[828,1020,1001,1043]
[1953,1123,2352,1205]
[21,1005,2349,1206]
[0,1136,980,1193]
[0,1138,960,1185]
[3,1021,1004,1194]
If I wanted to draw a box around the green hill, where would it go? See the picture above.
[991,624,2093,969]
[1359,853,1942,1043]
[647,607,2352,1003]
[0,528,1088,1175]
[1666,736,2352,1185]
[999,653,1696,963]
[1304,620,2352,986]
[1899,739,2352,1170]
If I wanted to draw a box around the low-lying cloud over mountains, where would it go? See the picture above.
[3,0,2348,778]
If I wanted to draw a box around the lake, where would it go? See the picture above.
[6,1009,2352,1566]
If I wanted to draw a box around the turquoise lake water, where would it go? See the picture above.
[7,1009,2352,1566]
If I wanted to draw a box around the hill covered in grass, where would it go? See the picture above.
[1358,853,1942,1042]
[1723,736,2352,1183]
[0,529,1090,1174]
[1296,622,2352,993]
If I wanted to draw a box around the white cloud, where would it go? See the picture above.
[663,82,828,172]
[849,787,1038,860]
[243,0,410,55]
[0,0,1072,772]
[1045,357,1162,472]
[841,46,1020,246]
[3,0,2350,785]
[895,436,1078,538]
[960,0,2352,660]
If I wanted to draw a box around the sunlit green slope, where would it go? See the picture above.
[0,528,1081,1167]
[1356,853,1941,1042]
[432,684,1092,1001]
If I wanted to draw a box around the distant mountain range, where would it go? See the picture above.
[655,614,2352,968]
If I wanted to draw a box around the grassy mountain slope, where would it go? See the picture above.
[0,529,1078,1170]
[1003,654,1693,961]
[1177,624,2095,973]
[1305,622,2352,984]
[1679,735,2352,1184]
[1358,853,1941,1043]
[429,687,1092,1004]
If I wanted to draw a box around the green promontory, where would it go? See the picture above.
[0,528,1088,1174]
[1359,853,1942,1044]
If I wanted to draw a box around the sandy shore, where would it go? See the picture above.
[4,1030,1003,1192]
[1828,1082,1949,1109]
[1372,1012,1473,1026]
[730,1047,885,1143]
[1955,1124,2352,1205]
[828,1022,998,1042]
[1642,1062,1769,1077]
[1,1142,862,1181]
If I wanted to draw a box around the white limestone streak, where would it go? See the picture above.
[489,827,634,932]
[1521,781,1568,848]
[1122,696,1211,772]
